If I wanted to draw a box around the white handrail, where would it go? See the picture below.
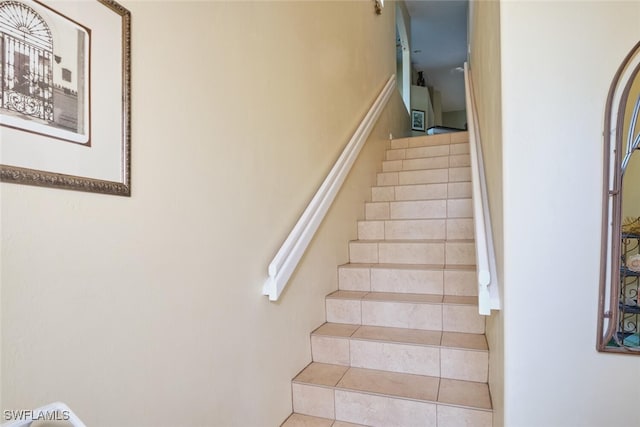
[263,75,397,301]
[1,402,86,427]
[464,63,501,315]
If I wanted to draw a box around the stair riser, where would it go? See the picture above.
[377,167,471,186]
[311,336,488,382]
[292,383,335,419]
[358,219,474,240]
[336,389,435,427]
[365,199,472,220]
[390,132,469,149]
[291,386,492,427]
[349,241,475,265]
[386,142,470,161]
[325,299,485,334]
[371,182,472,202]
[338,267,477,296]
[382,154,470,172]
[383,156,447,172]
[376,170,471,187]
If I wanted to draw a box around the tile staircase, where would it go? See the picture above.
[281,132,492,427]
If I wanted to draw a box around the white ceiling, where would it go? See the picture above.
[405,0,468,112]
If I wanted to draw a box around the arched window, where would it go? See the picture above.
[0,1,54,121]
[598,41,640,354]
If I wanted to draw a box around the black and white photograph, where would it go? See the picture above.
[0,0,90,144]
[411,109,425,132]
[0,0,131,196]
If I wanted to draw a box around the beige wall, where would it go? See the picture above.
[500,2,640,426]
[410,84,433,136]
[396,0,412,111]
[0,2,409,425]
[622,73,640,220]
[441,109,467,129]
[469,1,504,426]
[432,89,443,126]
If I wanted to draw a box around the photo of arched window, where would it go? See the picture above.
[0,0,89,144]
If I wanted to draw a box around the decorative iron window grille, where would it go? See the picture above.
[0,1,54,122]
[598,40,640,354]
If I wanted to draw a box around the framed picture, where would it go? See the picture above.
[411,109,425,132]
[0,0,131,196]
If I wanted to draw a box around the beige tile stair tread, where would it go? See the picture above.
[371,183,472,202]
[359,218,469,223]
[327,290,478,306]
[363,292,443,303]
[376,178,471,188]
[372,196,473,204]
[390,139,453,147]
[339,263,477,272]
[352,325,442,346]
[382,160,452,173]
[353,326,487,351]
[281,414,334,427]
[375,183,471,190]
[375,179,472,187]
[438,378,492,410]
[443,295,478,305]
[281,414,369,427]
[385,147,471,162]
[441,331,488,350]
[381,159,471,173]
[293,362,349,387]
[294,363,492,411]
[350,239,475,244]
[392,132,468,146]
[312,322,360,337]
[387,147,452,157]
[326,290,368,300]
[331,421,368,427]
[376,182,471,188]
[312,323,488,351]
[337,367,439,402]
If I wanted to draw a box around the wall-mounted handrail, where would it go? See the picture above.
[263,75,397,301]
[1,402,86,427]
[464,63,501,315]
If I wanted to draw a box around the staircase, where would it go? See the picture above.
[282,132,492,427]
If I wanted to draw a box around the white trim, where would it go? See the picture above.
[1,402,86,427]
[464,63,501,315]
[395,3,411,113]
[263,75,397,301]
